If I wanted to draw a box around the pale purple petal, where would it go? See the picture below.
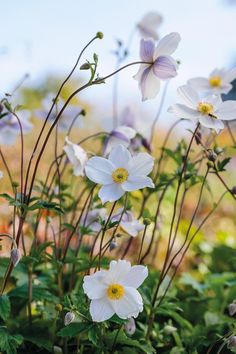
[140,67,161,101]
[153,55,178,80]
[140,39,155,62]
[154,32,181,59]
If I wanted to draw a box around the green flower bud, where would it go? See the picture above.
[207,161,214,169]
[96,31,104,39]
[55,303,63,312]
[143,218,151,226]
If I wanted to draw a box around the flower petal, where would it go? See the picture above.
[168,104,200,120]
[140,39,155,62]
[112,287,143,319]
[128,152,154,175]
[83,270,107,299]
[223,67,236,83]
[85,157,114,184]
[121,220,145,237]
[98,183,124,203]
[133,64,150,81]
[108,144,131,168]
[122,265,148,288]
[215,101,236,121]
[199,116,224,133]
[187,77,210,92]
[177,85,199,108]
[123,176,154,191]
[140,67,161,101]
[154,32,181,58]
[108,260,131,283]
[90,298,115,322]
[153,55,178,79]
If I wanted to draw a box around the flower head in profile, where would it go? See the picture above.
[134,32,181,101]
[104,125,136,155]
[137,12,163,41]
[112,208,145,237]
[63,137,87,176]
[0,111,32,145]
[83,259,148,322]
[188,67,236,95]
[168,85,236,133]
[85,145,154,203]
[81,208,107,233]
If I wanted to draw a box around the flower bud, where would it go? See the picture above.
[124,317,136,335]
[207,150,217,162]
[228,336,236,349]
[55,304,63,312]
[214,147,223,155]
[231,186,236,195]
[207,161,214,169]
[164,324,177,335]
[64,311,75,326]
[96,31,104,39]
[81,109,86,116]
[10,248,21,267]
[228,303,236,316]
[195,131,202,145]
[143,218,152,226]
[53,346,63,354]
[109,240,117,252]
[80,63,91,70]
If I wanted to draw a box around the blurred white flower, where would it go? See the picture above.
[10,248,21,267]
[85,145,154,203]
[124,317,136,335]
[137,12,163,41]
[168,85,236,133]
[112,208,144,237]
[188,68,236,95]
[63,136,88,176]
[83,259,148,322]
[104,125,136,155]
[0,111,32,145]
[134,33,181,101]
[81,208,107,232]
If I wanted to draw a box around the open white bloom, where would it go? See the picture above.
[168,85,236,133]
[137,12,163,41]
[104,125,136,155]
[83,259,148,322]
[134,32,181,101]
[188,68,236,95]
[85,145,154,203]
[63,137,87,176]
[112,208,145,237]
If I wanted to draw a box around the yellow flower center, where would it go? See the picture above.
[112,168,129,184]
[197,102,214,115]
[209,76,222,88]
[107,284,125,300]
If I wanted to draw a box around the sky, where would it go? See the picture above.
[1,0,236,132]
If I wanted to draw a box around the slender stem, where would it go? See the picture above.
[138,225,148,263]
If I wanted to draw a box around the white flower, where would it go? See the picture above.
[85,145,154,204]
[0,110,32,145]
[112,208,144,237]
[134,32,181,101]
[137,12,163,41]
[188,68,236,95]
[81,208,107,232]
[168,85,236,133]
[104,125,136,155]
[63,136,88,176]
[83,259,148,322]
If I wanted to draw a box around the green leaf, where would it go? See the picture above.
[0,327,23,354]
[217,157,231,171]
[0,295,10,321]
[57,322,93,337]
[105,331,155,353]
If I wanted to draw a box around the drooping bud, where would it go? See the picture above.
[228,336,236,349]
[214,147,223,155]
[207,150,217,162]
[80,63,91,70]
[10,248,21,267]
[64,311,75,326]
[53,346,63,354]
[109,240,117,252]
[195,131,202,145]
[124,317,136,335]
[228,303,236,316]
[231,186,236,195]
[164,324,177,335]
[96,31,104,39]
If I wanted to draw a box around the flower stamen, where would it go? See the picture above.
[112,168,129,184]
[197,102,214,115]
[107,284,125,300]
[209,76,221,88]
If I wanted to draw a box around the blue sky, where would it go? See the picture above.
[1,0,236,131]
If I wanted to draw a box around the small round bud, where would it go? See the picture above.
[228,336,236,349]
[143,218,151,226]
[55,304,63,312]
[207,151,217,162]
[64,311,75,326]
[96,31,104,39]
[10,248,21,267]
[53,346,63,354]
[81,109,86,116]
[231,186,236,195]
[124,317,136,335]
[207,161,214,169]
[12,181,19,188]
[164,324,177,335]
[109,240,117,252]
[228,303,236,316]
[214,147,223,155]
